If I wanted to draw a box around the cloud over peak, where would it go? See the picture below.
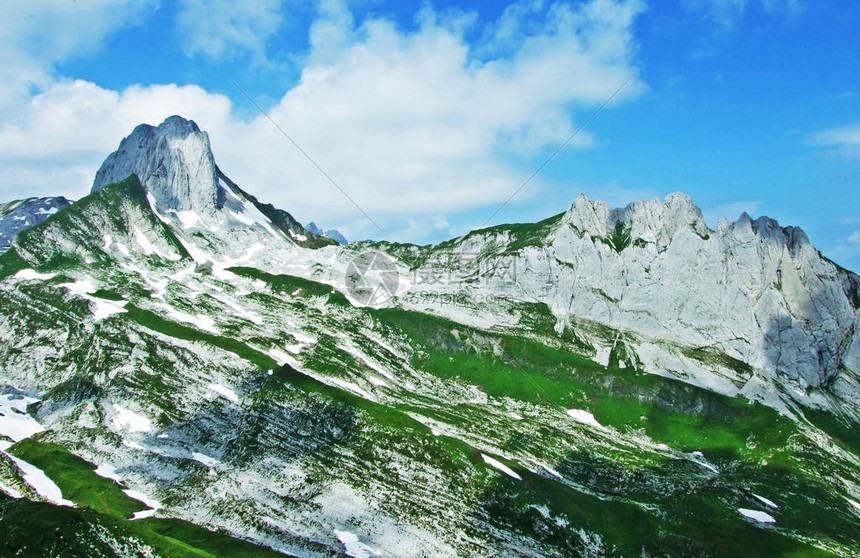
[0,0,645,242]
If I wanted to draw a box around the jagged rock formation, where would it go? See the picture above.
[92,115,336,251]
[402,193,860,418]
[0,116,858,557]
[0,197,72,253]
[93,116,220,217]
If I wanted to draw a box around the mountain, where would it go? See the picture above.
[305,222,348,245]
[395,193,860,420]
[92,115,337,251]
[0,116,858,557]
[0,196,72,253]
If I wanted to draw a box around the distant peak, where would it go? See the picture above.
[304,221,348,245]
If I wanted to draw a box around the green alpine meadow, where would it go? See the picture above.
[0,115,858,557]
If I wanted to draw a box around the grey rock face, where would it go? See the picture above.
[89,115,335,253]
[0,196,72,253]
[50,115,860,415]
[449,193,860,408]
[92,115,220,217]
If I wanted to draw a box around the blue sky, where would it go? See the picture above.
[1,0,859,270]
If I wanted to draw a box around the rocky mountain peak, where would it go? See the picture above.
[91,115,219,218]
[562,192,710,250]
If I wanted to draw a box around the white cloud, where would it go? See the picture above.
[0,0,645,243]
[433,215,451,231]
[810,122,860,158]
[0,0,158,114]
[0,81,233,196]
[175,0,285,63]
[827,231,860,273]
[222,0,644,225]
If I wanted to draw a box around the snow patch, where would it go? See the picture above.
[738,508,776,523]
[284,343,304,355]
[132,225,180,261]
[0,480,22,499]
[170,209,205,230]
[481,454,521,480]
[191,452,220,467]
[14,269,57,281]
[124,489,163,520]
[228,200,282,241]
[207,383,240,404]
[690,451,720,474]
[211,293,263,325]
[268,348,293,367]
[594,345,611,367]
[334,530,380,558]
[327,378,373,400]
[58,278,128,321]
[60,278,96,294]
[111,404,152,433]
[4,452,74,507]
[753,494,778,509]
[0,394,44,442]
[94,463,123,483]
[529,459,563,480]
[175,235,211,264]
[91,298,128,321]
[566,409,607,431]
[152,303,218,333]
[367,376,389,388]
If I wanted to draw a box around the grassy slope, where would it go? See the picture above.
[0,174,190,280]
[6,438,285,558]
[1,191,857,555]
[369,306,858,555]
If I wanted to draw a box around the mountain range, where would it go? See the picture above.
[0,115,858,557]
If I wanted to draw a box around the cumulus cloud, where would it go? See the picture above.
[0,81,233,196]
[0,0,158,113]
[219,0,645,235]
[0,0,645,242]
[175,0,285,63]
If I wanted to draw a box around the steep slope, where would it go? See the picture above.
[391,193,860,422]
[0,196,72,253]
[0,116,859,557]
[92,115,336,252]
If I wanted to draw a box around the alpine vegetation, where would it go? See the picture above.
[0,116,858,557]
